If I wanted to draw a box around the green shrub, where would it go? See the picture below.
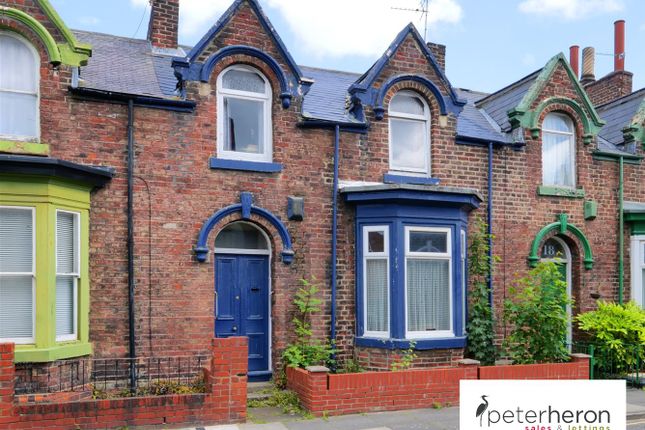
[503,262,571,364]
[465,218,497,365]
[282,278,334,369]
[576,301,645,375]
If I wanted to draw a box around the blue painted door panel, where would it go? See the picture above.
[215,254,269,374]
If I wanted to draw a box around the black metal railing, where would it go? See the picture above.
[15,355,209,397]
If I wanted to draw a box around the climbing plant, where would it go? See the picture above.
[465,218,497,365]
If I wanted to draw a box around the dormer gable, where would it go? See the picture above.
[348,23,465,120]
[172,0,312,109]
[507,53,605,144]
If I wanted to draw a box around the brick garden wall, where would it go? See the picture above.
[286,355,590,417]
[0,338,248,429]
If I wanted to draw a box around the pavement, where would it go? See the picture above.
[184,387,645,430]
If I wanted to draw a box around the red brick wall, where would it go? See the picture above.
[584,71,633,106]
[479,355,590,380]
[286,363,478,416]
[287,355,589,417]
[0,338,248,429]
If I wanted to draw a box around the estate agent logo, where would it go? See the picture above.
[461,380,626,430]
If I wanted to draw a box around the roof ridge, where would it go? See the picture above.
[475,68,541,107]
[71,28,149,43]
[596,87,645,110]
[299,65,361,76]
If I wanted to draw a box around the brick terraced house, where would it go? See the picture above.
[1,0,644,382]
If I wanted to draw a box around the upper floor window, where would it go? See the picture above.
[0,32,39,141]
[217,65,272,162]
[388,91,430,174]
[542,113,575,188]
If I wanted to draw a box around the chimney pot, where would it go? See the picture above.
[614,20,625,72]
[580,46,595,85]
[569,45,580,78]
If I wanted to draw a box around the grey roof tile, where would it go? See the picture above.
[476,69,541,131]
[73,30,168,98]
[596,88,645,146]
[456,89,508,143]
[299,66,361,123]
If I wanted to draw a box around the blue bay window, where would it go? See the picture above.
[342,183,481,350]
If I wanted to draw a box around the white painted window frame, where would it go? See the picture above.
[0,31,40,142]
[216,65,272,163]
[388,91,431,175]
[362,225,390,339]
[0,205,36,344]
[55,209,80,342]
[404,226,453,339]
[631,235,645,308]
[542,112,576,189]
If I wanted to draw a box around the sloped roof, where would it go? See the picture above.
[475,70,541,132]
[456,89,509,144]
[596,88,645,145]
[74,30,176,98]
[299,66,361,124]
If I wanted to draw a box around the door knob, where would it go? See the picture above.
[235,295,240,300]
[232,326,237,332]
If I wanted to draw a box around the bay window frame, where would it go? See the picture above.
[55,209,80,342]
[404,226,453,339]
[0,205,36,344]
[362,225,390,339]
[0,176,92,363]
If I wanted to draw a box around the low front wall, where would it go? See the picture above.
[287,361,479,416]
[287,355,590,417]
[479,355,590,380]
[0,338,248,429]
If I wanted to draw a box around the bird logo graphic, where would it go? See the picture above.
[476,395,489,427]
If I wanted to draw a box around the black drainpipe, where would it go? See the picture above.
[127,99,136,392]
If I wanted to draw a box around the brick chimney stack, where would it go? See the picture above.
[427,42,446,73]
[148,0,179,50]
[583,20,632,106]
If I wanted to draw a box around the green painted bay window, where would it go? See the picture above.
[0,158,112,362]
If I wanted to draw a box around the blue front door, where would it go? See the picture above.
[215,254,270,380]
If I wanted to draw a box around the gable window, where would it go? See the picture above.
[542,113,575,188]
[388,91,430,174]
[0,32,39,141]
[217,65,272,162]
[0,207,35,343]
